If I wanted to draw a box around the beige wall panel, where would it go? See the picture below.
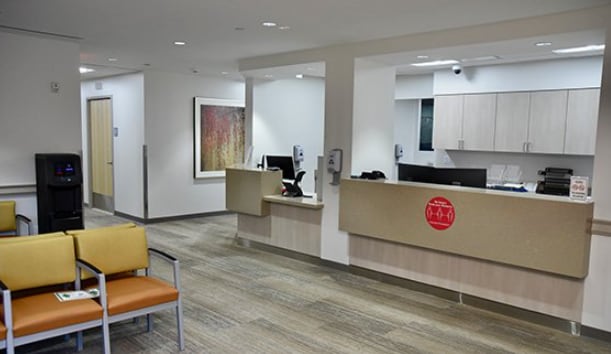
[226,168,281,216]
[339,179,593,278]
[270,204,321,257]
[350,235,584,321]
[237,214,271,242]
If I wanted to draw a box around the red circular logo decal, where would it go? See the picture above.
[425,196,455,231]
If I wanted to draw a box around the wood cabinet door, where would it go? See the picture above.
[494,92,530,152]
[527,90,568,154]
[462,93,496,151]
[432,95,463,150]
[565,88,600,155]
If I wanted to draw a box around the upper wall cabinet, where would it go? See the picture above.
[565,88,600,155]
[462,94,496,151]
[527,90,568,154]
[494,92,530,153]
[432,95,463,150]
[434,88,600,156]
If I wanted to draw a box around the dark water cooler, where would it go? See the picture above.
[35,153,84,233]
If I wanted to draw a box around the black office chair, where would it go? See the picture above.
[0,200,32,236]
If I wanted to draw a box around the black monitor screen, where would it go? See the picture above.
[265,155,295,180]
[398,163,486,189]
[436,168,486,188]
[398,163,435,183]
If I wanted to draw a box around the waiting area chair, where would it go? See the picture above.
[0,200,32,236]
[69,225,184,351]
[0,234,110,354]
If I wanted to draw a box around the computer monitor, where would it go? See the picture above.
[398,163,435,183]
[398,163,486,189]
[436,168,487,188]
[265,155,296,180]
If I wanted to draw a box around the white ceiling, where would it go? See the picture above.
[0,0,609,80]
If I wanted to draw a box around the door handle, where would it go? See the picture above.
[107,161,113,165]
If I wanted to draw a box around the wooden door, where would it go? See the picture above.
[494,92,530,152]
[527,90,568,154]
[88,98,114,212]
[432,95,463,150]
[565,88,600,155]
[462,93,496,151]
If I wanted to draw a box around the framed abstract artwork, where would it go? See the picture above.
[193,97,245,178]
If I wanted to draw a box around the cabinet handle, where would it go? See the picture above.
[523,142,526,152]
[458,139,464,150]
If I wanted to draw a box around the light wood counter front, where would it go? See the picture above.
[225,167,282,216]
[339,179,593,278]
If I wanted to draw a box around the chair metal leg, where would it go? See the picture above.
[147,314,153,332]
[76,331,84,351]
[177,297,185,351]
[102,320,111,354]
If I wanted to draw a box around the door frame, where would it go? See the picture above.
[86,96,115,213]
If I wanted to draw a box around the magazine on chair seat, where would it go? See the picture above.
[54,288,99,302]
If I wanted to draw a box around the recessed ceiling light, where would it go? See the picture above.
[221,72,229,75]
[411,59,459,67]
[552,44,605,54]
[416,55,429,59]
[108,57,118,62]
[173,41,186,46]
[261,21,277,27]
[295,74,303,79]
[278,25,290,30]
[535,42,552,47]
[460,55,500,63]
[79,67,95,74]
[264,74,273,78]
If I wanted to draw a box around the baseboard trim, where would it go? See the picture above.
[113,210,234,224]
[235,236,610,342]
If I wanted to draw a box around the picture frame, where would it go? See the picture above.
[193,97,245,178]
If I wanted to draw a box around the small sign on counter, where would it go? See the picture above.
[570,176,589,201]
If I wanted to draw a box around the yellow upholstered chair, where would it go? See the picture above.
[70,226,184,351]
[0,201,32,236]
[0,235,110,354]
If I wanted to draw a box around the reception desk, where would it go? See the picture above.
[340,178,594,321]
[226,167,324,257]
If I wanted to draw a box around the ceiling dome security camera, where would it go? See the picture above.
[452,64,462,75]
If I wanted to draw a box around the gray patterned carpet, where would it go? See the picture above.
[16,208,611,353]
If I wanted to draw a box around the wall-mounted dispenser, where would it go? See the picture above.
[328,148,342,185]
[293,144,304,170]
[394,143,404,160]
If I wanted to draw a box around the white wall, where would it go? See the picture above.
[583,30,611,332]
[396,74,434,99]
[434,56,603,95]
[251,77,325,193]
[352,59,396,176]
[81,73,145,218]
[144,71,244,218]
[0,31,81,232]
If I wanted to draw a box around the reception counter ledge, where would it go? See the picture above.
[226,167,324,257]
[340,178,593,322]
[339,179,593,278]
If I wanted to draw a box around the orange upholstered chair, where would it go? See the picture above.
[0,235,110,354]
[70,226,184,351]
